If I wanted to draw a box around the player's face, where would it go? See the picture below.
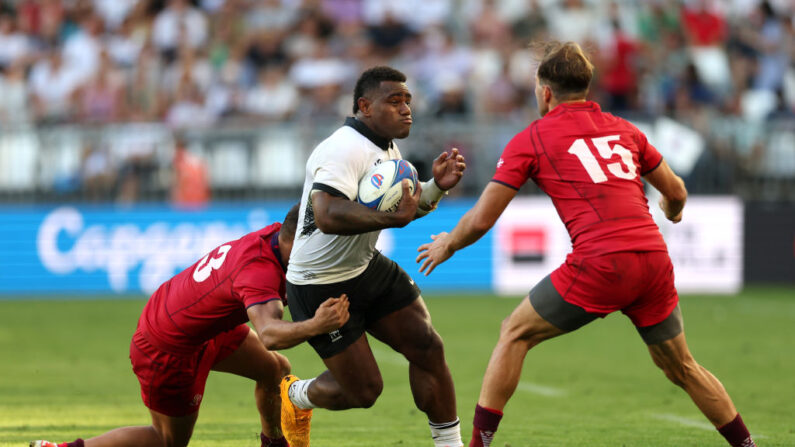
[367,81,413,139]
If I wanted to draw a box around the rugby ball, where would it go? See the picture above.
[357,159,419,212]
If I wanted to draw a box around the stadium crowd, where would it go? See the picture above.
[0,0,793,202]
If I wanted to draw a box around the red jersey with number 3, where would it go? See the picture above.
[138,223,286,354]
[492,101,667,257]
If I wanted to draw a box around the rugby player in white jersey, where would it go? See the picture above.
[280,66,467,447]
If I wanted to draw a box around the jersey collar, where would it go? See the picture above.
[344,117,392,151]
[269,231,287,272]
[547,100,600,117]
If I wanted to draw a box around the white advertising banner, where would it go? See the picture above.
[493,196,743,296]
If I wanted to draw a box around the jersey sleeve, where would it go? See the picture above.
[233,259,285,308]
[491,126,537,190]
[311,142,368,200]
[635,126,663,175]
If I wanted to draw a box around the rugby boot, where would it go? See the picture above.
[280,374,312,447]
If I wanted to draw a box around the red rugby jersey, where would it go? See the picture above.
[138,223,286,354]
[492,101,667,257]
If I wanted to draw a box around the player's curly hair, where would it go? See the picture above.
[352,66,407,114]
[533,41,594,99]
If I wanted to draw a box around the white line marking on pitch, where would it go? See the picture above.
[652,413,714,431]
[653,414,767,439]
[516,382,567,397]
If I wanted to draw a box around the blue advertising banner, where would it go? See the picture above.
[0,201,492,296]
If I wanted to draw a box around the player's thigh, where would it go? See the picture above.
[149,408,199,447]
[366,296,438,363]
[321,333,383,393]
[637,304,684,346]
[360,252,421,325]
[130,333,208,417]
[287,279,369,359]
[524,274,598,338]
[211,326,289,381]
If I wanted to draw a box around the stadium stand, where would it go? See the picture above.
[0,0,792,202]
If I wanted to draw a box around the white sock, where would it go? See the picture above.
[429,418,463,447]
[287,378,317,410]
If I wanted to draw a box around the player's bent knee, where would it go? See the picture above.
[352,379,383,408]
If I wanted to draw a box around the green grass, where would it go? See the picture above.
[1,287,794,446]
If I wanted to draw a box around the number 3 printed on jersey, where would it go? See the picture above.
[193,245,232,282]
[567,135,637,183]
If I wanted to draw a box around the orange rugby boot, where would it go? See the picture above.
[280,374,312,447]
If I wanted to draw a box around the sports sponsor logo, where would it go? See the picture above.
[371,173,384,188]
[36,206,266,293]
[329,330,342,342]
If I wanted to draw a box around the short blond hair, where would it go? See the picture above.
[534,41,594,99]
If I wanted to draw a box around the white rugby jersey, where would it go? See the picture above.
[287,117,403,285]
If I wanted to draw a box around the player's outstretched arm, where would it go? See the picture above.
[643,159,687,223]
[312,180,421,234]
[248,295,350,350]
[416,181,516,275]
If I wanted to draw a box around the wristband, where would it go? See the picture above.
[418,179,447,215]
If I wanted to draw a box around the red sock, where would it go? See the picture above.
[260,432,289,447]
[717,414,755,447]
[65,440,84,447]
[469,404,503,447]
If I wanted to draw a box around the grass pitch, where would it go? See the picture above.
[1,287,793,446]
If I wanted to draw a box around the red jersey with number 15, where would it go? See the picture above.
[492,101,667,257]
[137,223,286,354]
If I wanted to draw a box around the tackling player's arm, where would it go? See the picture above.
[416,181,516,275]
[643,159,687,223]
[312,180,421,235]
[247,295,350,351]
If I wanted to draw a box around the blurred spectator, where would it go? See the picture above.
[92,0,137,31]
[152,0,209,59]
[29,47,80,123]
[80,145,115,201]
[367,12,413,57]
[0,0,791,201]
[74,50,126,124]
[681,0,727,47]
[166,78,215,129]
[0,60,33,126]
[599,20,640,112]
[171,139,210,207]
[545,0,600,45]
[244,0,298,32]
[242,65,299,120]
[0,12,33,68]
[61,12,103,84]
[105,16,145,68]
[126,43,164,121]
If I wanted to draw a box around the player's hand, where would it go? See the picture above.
[313,294,350,333]
[431,148,466,191]
[393,179,422,227]
[416,232,454,276]
[659,198,683,223]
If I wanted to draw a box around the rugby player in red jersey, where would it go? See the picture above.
[32,204,350,447]
[416,42,756,447]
